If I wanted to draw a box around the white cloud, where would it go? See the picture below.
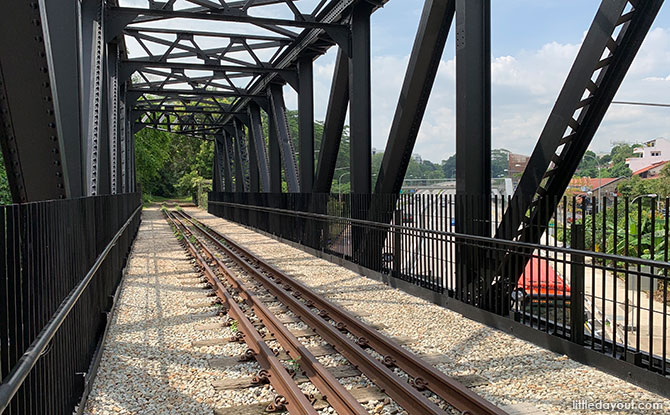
[302,25,670,163]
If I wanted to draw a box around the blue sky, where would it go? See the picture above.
[284,1,670,163]
[122,0,670,164]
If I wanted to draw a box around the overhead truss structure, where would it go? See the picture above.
[0,1,664,307]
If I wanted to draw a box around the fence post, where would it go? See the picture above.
[393,209,402,278]
[570,223,585,345]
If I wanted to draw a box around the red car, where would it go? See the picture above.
[513,257,571,301]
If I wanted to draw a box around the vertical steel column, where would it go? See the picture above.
[128,115,137,192]
[247,119,260,192]
[232,126,245,192]
[82,0,107,196]
[107,42,120,195]
[248,102,271,191]
[268,83,300,192]
[233,120,250,192]
[313,48,349,194]
[222,132,234,192]
[298,56,315,192]
[455,0,491,234]
[213,136,224,192]
[348,2,373,265]
[348,2,373,195]
[267,106,283,193]
[455,0,491,306]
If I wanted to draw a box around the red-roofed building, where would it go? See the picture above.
[568,176,625,199]
[632,160,669,179]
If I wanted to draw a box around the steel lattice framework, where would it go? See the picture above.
[0,0,664,282]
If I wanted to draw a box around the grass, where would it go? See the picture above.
[142,194,193,208]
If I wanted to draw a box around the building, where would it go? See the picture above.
[508,153,529,176]
[625,137,670,172]
[632,160,669,179]
[568,176,625,199]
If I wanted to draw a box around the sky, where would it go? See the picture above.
[282,0,670,163]
[123,0,670,164]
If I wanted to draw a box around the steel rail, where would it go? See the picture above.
[180,210,507,415]
[176,211,504,415]
[164,211,318,415]
[169,212,368,415]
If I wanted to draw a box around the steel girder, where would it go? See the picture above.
[0,0,72,202]
[361,0,455,270]
[268,83,300,192]
[213,135,226,192]
[298,56,315,192]
[222,131,235,191]
[268,104,283,193]
[313,48,349,194]
[488,0,664,314]
[247,102,271,191]
[497,0,664,245]
[374,0,455,197]
[348,1,373,195]
[455,0,491,234]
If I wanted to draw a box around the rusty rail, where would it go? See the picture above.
[164,211,318,415]
[168,212,369,415]
[176,210,507,415]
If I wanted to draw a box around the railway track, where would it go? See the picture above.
[165,208,506,415]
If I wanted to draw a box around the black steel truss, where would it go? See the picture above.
[0,0,665,310]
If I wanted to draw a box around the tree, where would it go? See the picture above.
[491,149,510,178]
[441,155,456,178]
[0,155,12,204]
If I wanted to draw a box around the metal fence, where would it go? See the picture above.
[209,191,670,392]
[0,193,141,415]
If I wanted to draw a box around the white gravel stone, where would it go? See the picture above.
[84,207,275,414]
[187,207,670,415]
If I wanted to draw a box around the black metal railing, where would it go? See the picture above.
[209,191,670,393]
[0,193,141,415]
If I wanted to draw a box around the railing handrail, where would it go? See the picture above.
[209,200,670,272]
[0,203,142,414]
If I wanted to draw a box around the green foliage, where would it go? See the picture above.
[441,155,456,179]
[0,156,13,204]
[617,173,670,198]
[135,127,213,200]
[576,144,633,179]
[561,200,668,263]
[491,149,510,178]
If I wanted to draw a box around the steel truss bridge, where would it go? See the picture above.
[0,0,668,413]
[1,0,664,244]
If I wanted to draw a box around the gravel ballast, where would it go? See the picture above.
[84,207,278,414]
[188,207,670,415]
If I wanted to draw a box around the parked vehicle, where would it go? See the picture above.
[512,257,571,302]
[402,212,414,224]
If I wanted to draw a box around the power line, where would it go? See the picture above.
[611,100,670,108]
